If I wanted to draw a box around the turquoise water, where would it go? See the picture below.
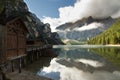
[37,45,120,80]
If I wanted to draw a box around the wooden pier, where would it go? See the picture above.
[0,44,56,80]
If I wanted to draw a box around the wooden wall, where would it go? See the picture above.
[6,18,27,60]
[0,24,6,64]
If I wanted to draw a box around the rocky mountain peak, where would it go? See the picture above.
[0,0,64,45]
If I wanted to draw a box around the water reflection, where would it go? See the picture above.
[38,45,120,80]
[25,57,52,73]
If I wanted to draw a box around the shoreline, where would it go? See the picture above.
[53,44,120,49]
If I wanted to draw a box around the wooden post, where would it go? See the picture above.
[29,52,31,64]
[39,48,42,57]
[18,58,22,73]
[36,49,39,60]
[24,56,27,67]
[32,50,34,61]
[44,46,47,56]
[27,51,31,64]
[0,67,3,80]
[35,49,38,61]
[21,57,25,68]
[33,50,36,61]
[0,65,7,80]
[31,51,34,63]
[0,72,6,80]
[11,60,14,72]
[41,47,43,56]
[1,72,6,80]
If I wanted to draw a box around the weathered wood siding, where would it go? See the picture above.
[0,24,6,64]
[0,25,2,48]
[6,18,27,60]
[0,25,3,64]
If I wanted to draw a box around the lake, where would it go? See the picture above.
[27,45,120,80]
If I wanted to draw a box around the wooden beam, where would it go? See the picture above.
[18,58,22,73]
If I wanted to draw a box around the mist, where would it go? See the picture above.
[74,22,103,31]
[42,0,120,32]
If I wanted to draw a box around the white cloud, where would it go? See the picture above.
[38,58,120,80]
[74,22,103,31]
[42,0,120,32]
[76,59,104,67]
[42,17,61,32]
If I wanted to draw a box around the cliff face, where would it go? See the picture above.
[56,16,117,41]
[0,0,64,45]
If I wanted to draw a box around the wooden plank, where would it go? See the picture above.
[7,54,26,61]
[0,25,2,48]
[6,50,18,59]
[0,25,3,64]
[1,25,6,64]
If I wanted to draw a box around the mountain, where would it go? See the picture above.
[56,16,117,41]
[88,18,120,45]
[56,16,115,30]
[0,0,64,45]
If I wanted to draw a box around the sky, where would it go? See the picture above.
[25,0,120,32]
[25,0,76,19]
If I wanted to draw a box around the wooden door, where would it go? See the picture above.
[6,18,27,59]
[6,24,18,59]
[18,25,26,56]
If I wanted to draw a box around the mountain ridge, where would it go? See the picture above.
[56,16,117,41]
[56,16,114,30]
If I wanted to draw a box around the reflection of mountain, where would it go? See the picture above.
[90,47,120,69]
[38,46,120,80]
[38,58,120,80]
[56,58,99,73]
[56,48,104,61]
[56,17,116,41]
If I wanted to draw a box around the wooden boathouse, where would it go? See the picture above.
[0,16,56,80]
[0,17,28,64]
[0,17,29,80]
[0,0,58,80]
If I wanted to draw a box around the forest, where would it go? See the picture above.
[90,47,120,69]
[88,18,120,45]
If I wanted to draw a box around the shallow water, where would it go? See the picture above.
[32,45,120,80]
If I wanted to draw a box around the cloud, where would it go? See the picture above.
[38,58,120,80]
[42,0,120,32]
[74,22,103,31]
[75,59,104,67]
